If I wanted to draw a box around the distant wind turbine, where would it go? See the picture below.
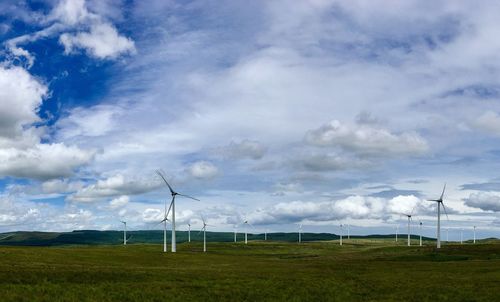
[347,224,350,240]
[400,206,417,247]
[243,220,253,244]
[188,223,191,243]
[120,221,128,245]
[156,170,199,253]
[419,221,423,246]
[264,229,268,241]
[233,225,237,243]
[199,217,210,252]
[461,228,463,244]
[395,225,399,242]
[428,184,449,249]
[339,224,343,246]
[473,226,476,244]
[298,224,302,243]
[446,227,449,243]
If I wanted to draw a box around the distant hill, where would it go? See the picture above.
[0,230,446,246]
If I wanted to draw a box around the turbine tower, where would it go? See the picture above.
[188,223,191,243]
[396,225,399,242]
[347,224,350,240]
[120,220,127,246]
[461,228,463,244]
[156,170,199,253]
[428,184,449,249]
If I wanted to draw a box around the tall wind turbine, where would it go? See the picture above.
[419,221,423,246]
[156,170,199,253]
[188,223,191,243]
[298,224,302,243]
[428,184,449,249]
[120,221,127,245]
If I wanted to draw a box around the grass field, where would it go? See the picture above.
[0,239,499,302]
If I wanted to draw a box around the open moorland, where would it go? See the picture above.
[0,238,499,302]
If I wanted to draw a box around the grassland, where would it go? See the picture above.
[0,239,498,302]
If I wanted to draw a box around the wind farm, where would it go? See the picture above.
[2,1,500,301]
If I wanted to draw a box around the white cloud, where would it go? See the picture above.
[109,195,129,209]
[68,174,161,202]
[464,192,500,212]
[60,22,135,59]
[187,161,219,179]
[56,105,122,138]
[305,120,429,157]
[0,66,47,138]
[48,0,89,26]
[219,139,267,160]
[472,111,500,136]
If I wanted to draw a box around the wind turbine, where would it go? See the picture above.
[395,225,399,242]
[428,184,449,249]
[400,206,417,247]
[446,227,449,243]
[419,221,423,246]
[339,224,343,246]
[298,224,302,243]
[243,220,253,244]
[188,223,191,243]
[199,217,210,252]
[347,224,350,240]
[120,220,127,245]
[233,225,238,243]
[473,226,476,244]
[156,170,199,253]
[264,229,268,241]
[460,228,463,244]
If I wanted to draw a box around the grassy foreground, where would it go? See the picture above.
[0,239,498,302]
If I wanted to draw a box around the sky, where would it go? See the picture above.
[1,0,499,240]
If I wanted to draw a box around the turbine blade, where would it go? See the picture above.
[156,170,175,195]
[165,196,175,218]
[440,183,446,201]
[441,202,449,221]
[177,193,200,201]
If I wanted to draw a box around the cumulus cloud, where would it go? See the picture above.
[244,194,429,225]
[109,195,129,209]
[219,139,267,160]
[60,22,135,59]
[0,65,93,180]
[56,105,122,138]
[472,111,500,136]
[464,192,500,212]
[6,0,135,63]
[68,174,161,202]
[0,66,47,138]
[187,161,219,179]
[0,143,94,180]
[305,120,429,157]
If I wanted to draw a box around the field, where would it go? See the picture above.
[0,239,499,302]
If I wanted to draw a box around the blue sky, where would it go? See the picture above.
[1,0,499,240]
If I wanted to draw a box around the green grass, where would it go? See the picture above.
[0,240,498,302]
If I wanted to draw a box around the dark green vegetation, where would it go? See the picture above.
[0,230,437,246]
[0,239,498,302]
